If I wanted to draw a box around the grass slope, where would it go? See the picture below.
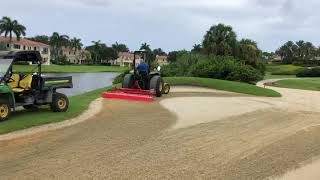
[272,78,320,91]
[264,72,296,80]
[164,77,281,97]
[13,65,128,73]
[266,64,304,75]
[0,86,113,135]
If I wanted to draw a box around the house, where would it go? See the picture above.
[156,55,169,66]
[111,52,142,67]
[60,47,91,64]
[0,36,51,65]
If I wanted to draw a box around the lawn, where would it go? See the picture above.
[0,86,115,135]
[164,77,281,97]
[271,78,320,91]
[266,64,304,75]
[13,65,128,73]
[264,72,296,80]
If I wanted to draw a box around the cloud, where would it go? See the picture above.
[0,0,319,51]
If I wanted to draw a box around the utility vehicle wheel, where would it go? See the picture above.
[150,76,164,97]
[162,83,170,94]
[0,100,11,121]
[122,74,134,88]
[51,93,69,112]
[23,105,38,110]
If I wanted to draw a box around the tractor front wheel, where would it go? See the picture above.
[51,93,69,112]
[122,74,134,88]
[150,76,164,97]
[162,83,170,94]
[0,100,11,121]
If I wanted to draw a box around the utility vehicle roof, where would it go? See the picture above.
[0,51,42,63]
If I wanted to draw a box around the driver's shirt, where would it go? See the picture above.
[137,63,149,72]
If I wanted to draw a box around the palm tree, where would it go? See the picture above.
[29,35,50,44]
[153,48,166,56]
[91,40,102,64]
[276,41,297,64]
[70,37,83,52]
[202,23,237,56]
[140,42,151,52]
[191,44,202,53]
[238,39,261,65]
[296,40,305,61]
[112,42,129,52]
[50,32,69,61]
[0,16,26,44]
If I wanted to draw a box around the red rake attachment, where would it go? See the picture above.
[101,87,156,102]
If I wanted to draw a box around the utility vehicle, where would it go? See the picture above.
[0,51,73,121]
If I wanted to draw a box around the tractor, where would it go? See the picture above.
[0,51,73,121]
[122,50,170,97]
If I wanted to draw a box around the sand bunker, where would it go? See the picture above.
[274,158,320,180]
[161,85,320,129]
[160,96,273,129]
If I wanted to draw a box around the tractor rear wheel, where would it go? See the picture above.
[122,74,134,88]
[150,76,164,97]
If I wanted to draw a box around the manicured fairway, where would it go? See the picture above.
[271,78,320,91]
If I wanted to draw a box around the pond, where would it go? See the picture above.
[44,72,119,96]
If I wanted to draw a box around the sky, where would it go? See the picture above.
[1,0,319,52]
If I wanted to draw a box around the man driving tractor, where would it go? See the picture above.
[137,58,150,89]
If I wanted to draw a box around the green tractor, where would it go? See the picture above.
[122,50,170,97]
[0,51,73,121]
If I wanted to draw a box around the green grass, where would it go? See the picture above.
[264,72,296,80]
[266,64,304,75]
[13,65,128,73]
[271,78,320,91]
[164,77,281,97]
[0,86,115,135]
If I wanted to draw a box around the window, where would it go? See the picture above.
[28,47,31,50]
[6,44,9,48]
[42,48,48,54]
[34,47,37,51]
[23,46,26,50]
[14,44,21,49]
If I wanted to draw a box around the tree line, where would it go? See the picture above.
[0,16,167,65]
[275,41,320,65]
[161,23,266,83]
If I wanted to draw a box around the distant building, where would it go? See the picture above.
[60,47,91,64]
[0,36,51,65]
[111,52,142,67]
[156,55,169,66]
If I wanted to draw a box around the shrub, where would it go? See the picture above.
[161,64,179,77]
[226,65,263,83]
[296,67,320,77]
[112,69,130,84]
[190,56,263,83]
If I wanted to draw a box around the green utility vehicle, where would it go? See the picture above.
[0,51,73,121]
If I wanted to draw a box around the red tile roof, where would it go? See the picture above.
[118,52,134,58]
[0,36,50,47]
